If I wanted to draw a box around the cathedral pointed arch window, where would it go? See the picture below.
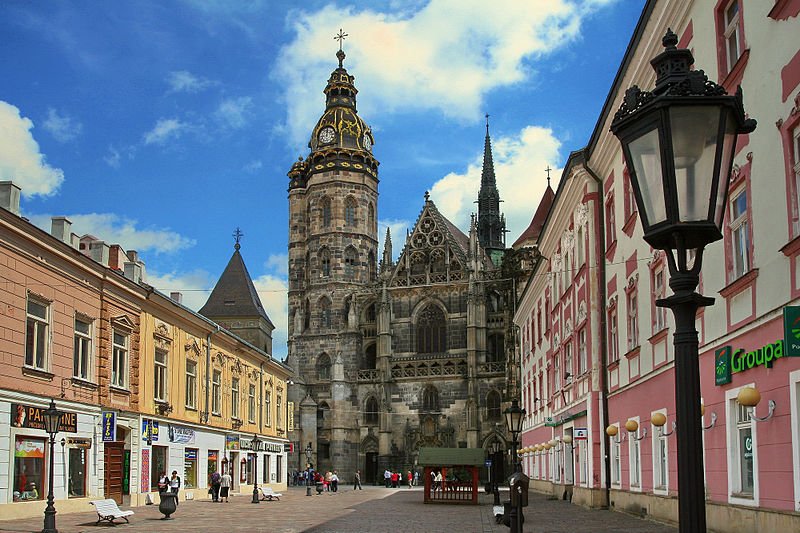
[345,196,357,227]
[318,297,332,329]
[362,343,377,369]
[422,385,440,413]
[316,353,331,380]
[368,250,376,281]
[304,298,310,330]
[321,196,332,228]
[368,202,375,231]
[364,396,379,425]
[416,304,446,354]
[319,247,331,277]
[486,390,502,421]
[487,333,505,363]
[344,246,358,280]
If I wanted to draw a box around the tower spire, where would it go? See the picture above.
[476,114,505,253]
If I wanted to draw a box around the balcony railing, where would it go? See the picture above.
[357,369,379,382]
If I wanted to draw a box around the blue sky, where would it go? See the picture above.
[0,0,644,358]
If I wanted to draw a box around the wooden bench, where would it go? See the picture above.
[91,499,134,525]
[258,487,282,501]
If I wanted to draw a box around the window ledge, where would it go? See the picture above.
[780,234,800,257]
[719,268,759,298]
[721,49,750,94]
[185,406,198,412]
[22,366,54,381]
[607,359,620,371]
[768,0,800,21]
[648,328,669,345]
[624,346,641,360]
[71,377,98,390]
[109,385,131,396]
[622,213,637,237]
[605,240,618,261]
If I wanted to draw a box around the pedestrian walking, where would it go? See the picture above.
[407,471,412,488]
[220,471,232,502]
[384,469,391,488]
[169,470,181,506]
[331,471,339,492]
[157,471,169,493]
[210,471,221,502]
[413,470,419,486]
[354,470,363,490]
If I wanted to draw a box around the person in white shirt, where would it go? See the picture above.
[220,471,232,503]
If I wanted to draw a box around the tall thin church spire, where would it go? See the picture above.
[477,114,505,254]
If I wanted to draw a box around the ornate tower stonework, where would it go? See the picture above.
[476,115,506,263]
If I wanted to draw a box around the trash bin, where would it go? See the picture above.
[159,492,178,519]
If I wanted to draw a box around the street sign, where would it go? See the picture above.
[284,443,293,453]
[573,428,588,440]
[784,306,800,356]
[485,459,492,467]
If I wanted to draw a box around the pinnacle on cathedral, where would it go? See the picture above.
[476,114,506,256]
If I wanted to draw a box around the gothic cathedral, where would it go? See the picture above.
[283,46,518,485]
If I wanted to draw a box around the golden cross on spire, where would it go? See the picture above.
[233,227,244,250]
[335,29,348,51]
[545,165,552,186]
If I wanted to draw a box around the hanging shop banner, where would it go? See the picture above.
[101,412,116,442]
[573,428,589,440]
[783,306,800,356]
[11,403,78,433]
[140,448,150,493]
[141,419,159,442]
[65,437,92,449]
[168,424,195,444]
[225,434,240,450]
[287,401,295,431]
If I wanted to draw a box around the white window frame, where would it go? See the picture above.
[610,425,622,488]
[726,384,759,507]
[154,349,168,402]
[264,389,272,427]
[577,438,589,487]
[723,0,741,73]
[627,288,638,350]
[628,416,642,491]
[231,377,240,420]
[609,307,619,363]
[276,395,283,429]
[185,360,197,409]
[730,187,750,279]
[25,295,51,371]
[73,315,93,380]
[651,409,669,495]
[564,342,573,384]
[577,328,587,375]
[248,383,256,423]
[211,370,222,415]
[653,265,666,333]
[790,368,800,512]
[111,330,129,389]
[576,226,584,267]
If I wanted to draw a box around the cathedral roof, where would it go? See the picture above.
[512,182,555,248]
[199,242,274,328]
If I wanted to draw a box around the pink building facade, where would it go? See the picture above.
[515,0,800,530]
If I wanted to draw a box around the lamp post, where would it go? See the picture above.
[504,399,525,533]
[42,399,62,533]
[304,443,313,496]
[491,440,501,506]
[251,434,261,504]
[610,30,756,533]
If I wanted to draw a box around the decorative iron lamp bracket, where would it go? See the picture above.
[751,400,776,422]
[657,421,677,437]
[702,412,717,431]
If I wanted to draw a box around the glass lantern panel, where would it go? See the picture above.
[628,128,667,226]
[669,106,721,222]
[715,111,738,228]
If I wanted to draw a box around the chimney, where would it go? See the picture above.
[88,241,110,266]
[126,250,138,262]
[170,292,183,305]
[70,233,80,249]
[123,261,142,284]
[0,181,21,216]
[50,217,72,244]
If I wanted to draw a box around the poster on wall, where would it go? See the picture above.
[15,438,45,458]
[168,424,195,444]
[101,412,116,442]
[225,434,240,450]
[140,448,150,493]
[141,420,159,442]
[11,403,78,433]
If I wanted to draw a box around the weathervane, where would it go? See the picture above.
[233,227,244,250]
[545,165,552,187]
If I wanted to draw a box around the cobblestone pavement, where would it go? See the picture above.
[0,486,676,533]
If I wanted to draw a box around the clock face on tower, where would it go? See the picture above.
[318,127,335,145]
[363,134,372,151]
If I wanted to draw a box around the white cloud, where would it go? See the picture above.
[275,0,609,148]
[429,125,562,242]
[253,273,289,359]
[0,101,64,197]
[146,269,215,311]
[215,97,253,129]
[43,108,83,142]
[104,144,137,168]
[378,218,411,262]
[243,159,263,173]
[264,253,288,277]
[143,118,187,145]
[27,212,196,254]
[166,70,215,93]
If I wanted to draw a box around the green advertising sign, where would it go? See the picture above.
[783,306,800,357]
[715,346,732,385]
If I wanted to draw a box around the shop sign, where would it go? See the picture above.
[284,443,293,453]
[168,424,195,444]
[287,401,294,431]
[101,412,116,442]
[783,306,800,356]
[140,448,150,493]
[240,438,283,453]
[65,437,91,449]
[573,428,588,440]
[11,403,78,433]
[141,419,159,442]
[185,449,197,460]
[714,340,785,386]
[225,434,240,450]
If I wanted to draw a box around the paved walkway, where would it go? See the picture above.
[0,486,677,533]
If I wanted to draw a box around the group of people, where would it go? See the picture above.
[208,470,233,502]
[157,471,183,505]
[383,469,416,488]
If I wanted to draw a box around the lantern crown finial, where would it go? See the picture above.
[662,28,678,50]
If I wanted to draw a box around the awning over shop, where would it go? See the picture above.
[418,447,485,467]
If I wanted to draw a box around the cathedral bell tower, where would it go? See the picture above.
[286,33,379,477]
[476,115,506,262]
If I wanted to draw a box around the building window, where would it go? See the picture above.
[25,296,49,370]
[792,125,800,235]
[368,250,376,281]
[732,401,754,496]
[211,370,221,415]
[416,305,446,354]
[263,455,271,484]
[363,344,377,370]
[231,377,240,419]
[422,385,439,412]
[321,197,332,227]
[486,390,501,420]
[111,331,129,389]
[487,334,504,362]
[319,297,331,329]
[623,167,637,222]
[629,430,641,488]
[605,196,616,247]
[151,445,168,491]
[319,248,331,277]
[368,203,375,230]
[627,287,639,350]
[653,420,668,491]
[553,351,561,390]
[730,188,750,279]
[722,0,741,73]
[576,226,584,267]
[184,448,198,488]
[185,360,197,409]
[608,306,619,363]
[154,349,168,402]
[577,328,587,375]
[344,247,357,280]
[611,433,621,487]
[365,397,379,425]
[13,437,45,501]
[73,317,92,380]
[564,342,573,384]
[653,265,666,332]
[248,384,256,423]
[276,395,282,429]
[345,196,357,226]
[264,390,272,427]
[317,353,331,380]
[68,447,87,497]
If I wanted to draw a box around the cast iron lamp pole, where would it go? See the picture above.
[504,399,525,533]
[42,399,62,533]
[491,440,501,506]
[305,443,313,496]
[611,30,756,533]
[251,434,261,504]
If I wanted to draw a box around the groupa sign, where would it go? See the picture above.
[715,340,785,386]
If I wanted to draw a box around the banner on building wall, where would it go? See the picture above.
[287,401,294,431]
[225,434,240,450]
[15,438,45,458]
[168,424,195,444]
[573,428,588,440]
[140,448,150,493]
[141,420,159,442]
[101,412,116,442]
[11,403,78,433]
[783,306,800,356]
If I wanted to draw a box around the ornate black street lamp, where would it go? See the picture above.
[251,434,261,504]
[611,30,756,533]
[491,440,501,506]
[504,399,525,533]
[304,443,313,496]
[42,399,62,533]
